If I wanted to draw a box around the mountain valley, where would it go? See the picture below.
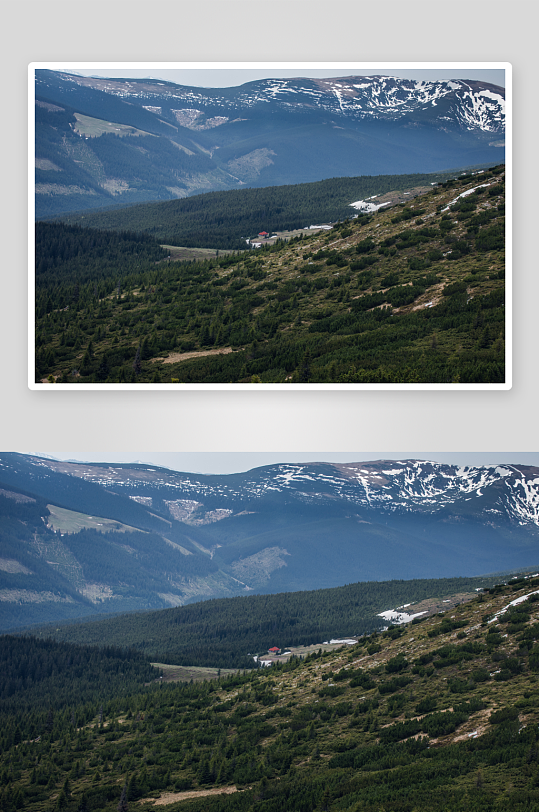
[33,68,507,385]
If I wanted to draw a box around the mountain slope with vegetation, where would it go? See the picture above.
[35,165,505,384]
[3,574,539,812]
[0,455,239,629]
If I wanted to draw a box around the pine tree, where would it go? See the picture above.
[118,783,129,812]
[77,794,90,812]
[132,347,142,376]
[96,354,110,381]
[299,349,311,383]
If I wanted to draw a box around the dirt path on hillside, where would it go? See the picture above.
[143,786,241,805]
[152,347,237,365]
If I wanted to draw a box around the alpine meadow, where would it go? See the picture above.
[32,68,507,385]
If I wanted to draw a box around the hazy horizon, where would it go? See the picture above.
[27,451,537,476]
[47,64,507,90]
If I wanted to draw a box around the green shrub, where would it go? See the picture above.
[421,710,469,737]
[355,238,377,254]
[318,685,346,698]
[415,696,437,715]
[490,707,519,724]
[448,678,471,693]
[378,676,412,694]
[385,654,408,674]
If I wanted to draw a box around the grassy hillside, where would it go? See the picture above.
[35,166,505,384]
[4,574,539,811]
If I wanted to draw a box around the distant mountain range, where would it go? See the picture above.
[0,453,535,630]
[34,70,505,217]
[29,455,537,525]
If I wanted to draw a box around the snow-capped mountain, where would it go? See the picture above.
[16,455,538,527]
[1,454,535,630]
[34,71,506,217]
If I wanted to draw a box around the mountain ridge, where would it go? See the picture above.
[25,455,539,526]
[34,69,505,216]
[0,453,537,629]
[39,72,505,130]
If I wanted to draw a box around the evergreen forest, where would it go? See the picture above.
[35,166,506,385]
[51,170,468,250]
[30,574,505,670]
[3,575,539,812]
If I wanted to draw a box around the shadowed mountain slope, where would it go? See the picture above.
[0,454,536,630]
[35,70,505,216]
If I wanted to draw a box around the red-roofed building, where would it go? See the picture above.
[258,231,269,237]
[268,646,280,653]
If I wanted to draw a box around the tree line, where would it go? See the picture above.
[54,169,468,249]
[38,574,506,668]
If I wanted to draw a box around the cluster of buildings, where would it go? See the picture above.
[253,637,359,667]
[253,646,291,667]
[246,224,333,249]
[246,231,274,249]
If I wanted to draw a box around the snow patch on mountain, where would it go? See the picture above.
[350,198,392,213]
[378,608,428,625]
[31,457,539,528]
[489,590,539,623]
[442,183,493,211]
[48,72,505,134]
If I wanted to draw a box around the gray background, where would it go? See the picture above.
[6,0,535,460]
